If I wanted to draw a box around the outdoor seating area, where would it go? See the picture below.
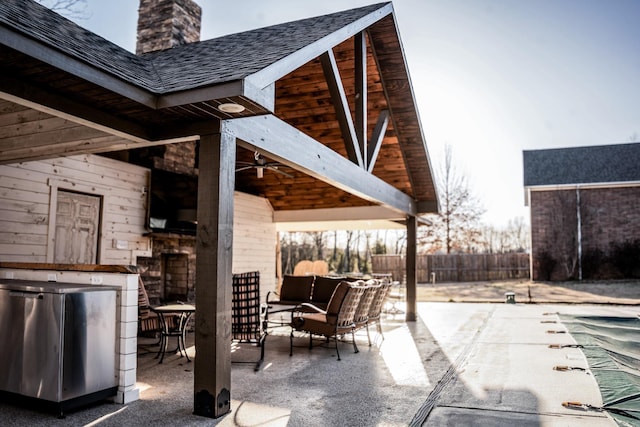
[139,272,394,368]
[284,277,392,360]
[137,272,267,369]
[137,272,395,366]
[135,273,396,368]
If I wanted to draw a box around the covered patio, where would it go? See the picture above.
[1,0,437,419]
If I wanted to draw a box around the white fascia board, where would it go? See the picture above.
[273,205,403,223]
[276,219,404,232]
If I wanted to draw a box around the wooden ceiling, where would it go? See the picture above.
[235,33,419,212]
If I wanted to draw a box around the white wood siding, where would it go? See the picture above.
[0,154,151,264]
[233,191,276,293]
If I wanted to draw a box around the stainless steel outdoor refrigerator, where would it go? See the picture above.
[0,280,119,415]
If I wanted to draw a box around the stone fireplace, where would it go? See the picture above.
[163,253,189,301]
[137,234,196,304]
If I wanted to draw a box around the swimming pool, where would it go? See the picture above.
[560,315,640,426]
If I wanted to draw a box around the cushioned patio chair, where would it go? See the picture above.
[365,281,392,344]
[266,275,314,306]
[310,275,345,310]
[290,281,365,360]
[264,275,315,329]
[384,279,405,314]
[353,280,381,345]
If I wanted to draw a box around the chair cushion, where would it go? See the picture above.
[279,275,314,303]
[325,281,352,316]
[292,313,335,336]
[311,276,345,305]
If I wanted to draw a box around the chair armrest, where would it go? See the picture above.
[295,302,326,315]
[265,290,280,304]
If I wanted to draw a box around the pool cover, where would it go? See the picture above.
[560,315,640,426]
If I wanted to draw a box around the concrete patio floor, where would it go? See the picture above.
[2,299,639,426]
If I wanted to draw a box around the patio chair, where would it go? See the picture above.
[353,280,381,345]
[365,281,392,345]
[290,281,365,360]
[138,276,177,337]
[384,279,405,314]
[310,275,345,310]
[266,274,314,306]
[231,271,266,371]
[264,275,314,329]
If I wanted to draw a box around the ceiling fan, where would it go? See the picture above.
[236,151,293,179]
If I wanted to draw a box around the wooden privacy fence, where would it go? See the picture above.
[372,253,530,283]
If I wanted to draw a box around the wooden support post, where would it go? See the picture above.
[405,215,417,322]
[193,131,236,418]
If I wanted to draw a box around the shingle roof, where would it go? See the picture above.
[0,0,159,88]
[0,0,388,94]
[523,142,640,187]
[146,3,389,93]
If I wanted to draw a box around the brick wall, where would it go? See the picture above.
[530,186,640,280]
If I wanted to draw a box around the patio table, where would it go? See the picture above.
[151,303,195,363]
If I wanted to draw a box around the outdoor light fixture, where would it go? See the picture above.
[218,103,246,113]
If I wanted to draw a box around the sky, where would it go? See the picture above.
[58,0,640,227]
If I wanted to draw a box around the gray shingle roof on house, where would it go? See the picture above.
[0,0,388,94]
[523,142,640,187]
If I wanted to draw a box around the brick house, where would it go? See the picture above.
[523,142,640,281]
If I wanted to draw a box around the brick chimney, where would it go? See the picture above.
[136,0,202,55]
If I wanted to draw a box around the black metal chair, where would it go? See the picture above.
[264,274,315,330]
[231,271,266,371]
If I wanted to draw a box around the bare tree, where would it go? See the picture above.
[394,231,407,254]
[419,144,484,254]
[35,0,90,19]
[341,231,354,272]
[505,217,529,252]
[479,217,529,254]
[311,232,326,260]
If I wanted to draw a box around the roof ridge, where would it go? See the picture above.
[204,2,391,44]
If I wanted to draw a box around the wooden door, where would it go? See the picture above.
[54,190,101,264]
